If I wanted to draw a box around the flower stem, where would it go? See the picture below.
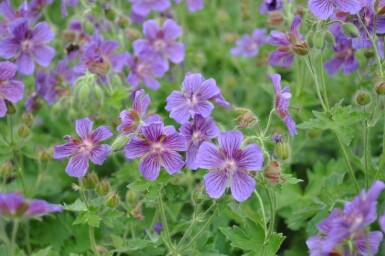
[335,133,360,193]
[303,56,327,111]
[375,110,385,180]
[89,226,99,256]
[158,188,174,251]
[254,190,268,240]
[319,53,330,111]
[10,220,19,256]
[264,186,276,241]
[364,122,371,189]
[177,203,199,249]
[181,205,218,251]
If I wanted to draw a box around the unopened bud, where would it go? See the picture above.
[82,172,99,190]
[111,135,131,152]
[356,90,371,106]
[127,28,141,41]
[5,100,16,115]
[324,31,335,45]
[117,16,130,29]
[21,113,33,127]
[264,160,281,184]
[364,49,375,59]
[0,162,13,176]
[275,141,290,160]
[235,108,258,129]
[342,23,360,38]
[103,3,116,21]
[17,124,29,138]
[314,31,324,50]
[217,9,229,23]
[37,148,52,162]
[105,192,120,208]
[126,190,139,205]
[268,11,283,26]
[96,179,110,196]
[306,31,315,48]
[375,81,385,95]
[292,42,309,56]
[192,183,203,204]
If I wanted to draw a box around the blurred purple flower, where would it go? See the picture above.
[380,211,385,233]
[0,19,55,75]
[271,74,297,138]
[268,15,307,67]
[231,29,268,58]
[74,34,125,76]
[117,89,161,135]
[0,61,24,118]
[180,114,220,170]
[308,0,361,20]
[0,192,62,217]
[133,19,185,70]
[61,0,79,17]
[124,121,187,180]
[154,222,163,233]
[259,0,282,14]
[175,0,204,12]
[129,0,171,17]
[0,1,32,37]
[307,181,385,255]
[196,131,263,202]
[271,133,282,143]
[54,118,113,178]
[166,73,229,124]
[126,52,167,90]
[324,39,359,76]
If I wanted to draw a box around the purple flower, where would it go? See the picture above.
[0,19,55,75]
[154,222,163,233]
[126,53,167,90]
[54,118,113,178]
[271,133,282,143]
[196,131,264,202]
[74,35,124,75]
[0,1,31,37]
[133,19,185,69]
[307,181,385,255]
[124,122,187,180]
[259,0,282,14]
[324,39,359,76]
[166,73,229,124]
[231,29,268,58]
[180,114,220,170]
[268,15,308,67]
[0,61,24,118]
[129,0,171,17]
[0,192,62,217]
[308,0,361,20]
[271,74,297,138]
[380,211,385,233]
[117,89,161,135]
[61,0,79,17]
[175,0,204,12]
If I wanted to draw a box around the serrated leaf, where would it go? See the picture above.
[73,211,101,227]
[297,104,369,145]
[220,218,285,255]
[62,199,87,212]
[31,247,51,256]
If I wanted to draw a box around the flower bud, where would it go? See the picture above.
[192,183,203,204]
[127,28,141,41]
[307,129,321,139]
[342,23,360,38]
[264,160,281,184]
[275,141,290,160]
[17,124,29,138]
[126,190,139,205]
[154,222,163,234]
[5,100,16,115]
[375,81,385,95]
[306,31,315,48]
[103,3,116,21]
[355,90,371,106]
[234,107,258,129]
[117,15,130,29]
[313,31,324,50]
[82,172,99,190]
[268,11,284,26]
[96,179,110,196]
[217,9,229,23]
[37,148,52,162]
[21,113,33,127]
[105,192,120,208]
[364,49,375,59]
[324,31,335,45]
[111,135,131,152]
[0,162,13,177]
[292,42,309,56]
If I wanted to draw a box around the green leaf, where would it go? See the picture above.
[280,174,303,184]
[220,218,285,255]
[73,211,101,227]
[297,104,369,145]
[127,171,172,201]
[31,247,51,256]
[62,199,87,212]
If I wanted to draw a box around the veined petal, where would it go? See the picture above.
[308,0,334,20]
[162,132,187,151]
[32,22,54,43]
[162,19,182,40]
[139,153,161,180]
[196,141,224,169]
[124,137,150,159]
[90,144,110,165]
[65,153,89,178]
[76,118,93,140]
[91,126,113,143]
[0,80,24,103]
[16,51,35,75]
[204,170,227,199]
[142,122,164,142]
[161,150,184,174]
[54,143,78,159]
[230,171,255,202]
[32,45,55,67]
[236,144,264,171]
[218,131,243,158]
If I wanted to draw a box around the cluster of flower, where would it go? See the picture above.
[307,181,385,256]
